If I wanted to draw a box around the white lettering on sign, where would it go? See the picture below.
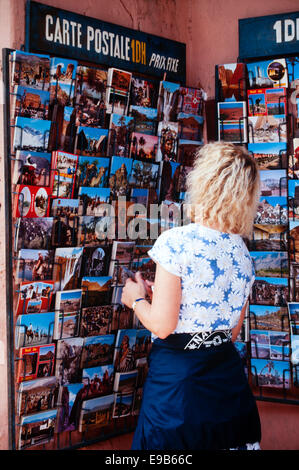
[273,18,299,44]
[149,52,179,72]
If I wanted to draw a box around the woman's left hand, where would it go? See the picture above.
[121,271,147,309]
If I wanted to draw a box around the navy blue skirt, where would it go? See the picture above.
[132,335,261,450]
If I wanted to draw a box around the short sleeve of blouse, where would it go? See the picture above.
[148,228,183,277]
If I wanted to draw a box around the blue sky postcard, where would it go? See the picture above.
[251,358,291,388]
[249,304,288,331]
[14,117,51,152]
[248,142,287,170]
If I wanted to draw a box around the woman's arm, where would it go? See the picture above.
[231,300,248,342]
[121,264,181,339]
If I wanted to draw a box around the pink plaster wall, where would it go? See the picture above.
[0,0,299,450]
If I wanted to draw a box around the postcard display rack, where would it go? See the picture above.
[2,32,205,450]
[215,45,299,402]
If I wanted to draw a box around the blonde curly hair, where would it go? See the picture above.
[185,141,260,238]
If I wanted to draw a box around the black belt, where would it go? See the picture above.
[153,330,232,350]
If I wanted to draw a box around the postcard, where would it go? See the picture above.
[156,121,178,161]
[157,80,180,122]
[17,376,58,417]
[287,302,299,335]
[259,169,287,197]
[135,329,152,359]
[289,138,299,178]
[56,382,84,433]
[80,304,114,337]
[52,142,78,185]
[251,358,291,388]
[129,159,159,189]
[110,241,135,264]
[250,304,288,331]
[177,139,202,166]
[75,126,108,157]
[247,58,288,89]
[76,156,110,190]
[78,186,111,216]
[82,364,114,398]
[113,370,138,394]
[217,101,247,121]
[250,276,288,306]
[14,185,51,218]
[16,249,54,283]
[288,180,299,220]
[248,142,287,170]
[55,337,84,385]
[79,394,114,432]
[248,115,287,143]
[159,160,181,202]
[54,289,82,339]
[77,215,115,246]
[13,150,52,187]
[129,132,158,161]
[290,220,299,257]
[81,246,112,277]
[16,280,54,315]
[57,106,76,152]
[248,225,288,252]
[81,276,112,308]
[290,264,299,302]
[250,251,288,278]
[107,113,134,157]
[250,329,290,360]
[15,312,55,350]
[13,116,51,152]
[15,217,53,251]
[11,50,50,91]
[51,198,79,217]
[130,76,159,108]
[177,113,203,142]
[216,63,246,102]
[254,196,288,226]
[50,57,77,106]
[17,343,56,383]
[113,329,137,373]
[218,120,247,143]
[111,288,134,331]
[18,409,57,449]
[81,334,115,368]
[247,87,287,116]
[76,65,107,106]
[131,188,149,206]
[50,150,78,198]
[109,156,133,199]
[51,213,79,248]
[177,86,204,115]
[129,105,157,135]
[12,85,50,121]
[106,67,132,114]
[113,392,134,418]
[290,334,299,365]
[76,88,106,128]
[52,247,83,291]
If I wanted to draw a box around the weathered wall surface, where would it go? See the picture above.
[0,0,299,450]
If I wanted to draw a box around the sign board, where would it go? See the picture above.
[239,11,299,60]
[26,1,186,82]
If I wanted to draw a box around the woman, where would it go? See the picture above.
[121,141,262,450]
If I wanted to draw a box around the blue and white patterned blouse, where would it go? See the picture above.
[148,223,255,335]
